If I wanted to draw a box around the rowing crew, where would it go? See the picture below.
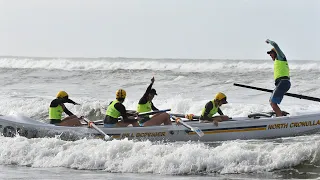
[48,77,229,127]
[48,39,290,127]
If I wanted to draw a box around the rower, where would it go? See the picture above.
[136,77,172,126]
[49,91,82,126]
[104,89,139,127]
[199,92,230,126]
[266,39,291,117]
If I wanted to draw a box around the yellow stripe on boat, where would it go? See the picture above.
[188,127,267,135]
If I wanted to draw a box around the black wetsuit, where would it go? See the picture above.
[200,101,223,121]
[138,82,158,111]
[49,98,76,124]
[104,101,136,124]
[137,82,159,124]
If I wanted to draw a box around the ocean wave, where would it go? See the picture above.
[0,57,319,72]
[0,136,319,175]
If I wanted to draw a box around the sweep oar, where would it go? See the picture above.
[83,118,111,141]
[83,109,171,126]
[172,116,204,137]
[234,83,320,102]
[138,109,171,116]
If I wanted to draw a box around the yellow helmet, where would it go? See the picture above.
[116,89,126,99]
[56,91,68,98]
[215,92,227,104]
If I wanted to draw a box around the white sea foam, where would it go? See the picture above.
[0,136,319,174]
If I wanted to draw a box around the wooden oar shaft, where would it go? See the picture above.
[234,83,320,102]
[83,118,110,140]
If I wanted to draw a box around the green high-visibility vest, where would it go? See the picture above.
[137,101,152,113]
[106,100,121,118]
[201,100,219,118]
[274,59,290,80]
[49,105,63,120]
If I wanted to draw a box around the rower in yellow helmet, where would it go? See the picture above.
[49,91,82,126]
[136,77,171,126]
[104,89,139,128]
[266,39,291,117]
[199,92,230,126]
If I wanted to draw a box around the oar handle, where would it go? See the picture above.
[138,109,171,116]
[170,113,201,120]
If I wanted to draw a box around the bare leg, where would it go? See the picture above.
[270,102,282,117]
[131,122,140,127]
[116,121,129,127]
[59,115,82,126]
[143,113,172,126]
[220,115,230,121]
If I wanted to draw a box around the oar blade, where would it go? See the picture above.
[172,116,204,137]
[192,127,204,137]
[90,123,111,141]
[84,118,112,141]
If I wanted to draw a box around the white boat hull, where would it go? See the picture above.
[1,113,320,142]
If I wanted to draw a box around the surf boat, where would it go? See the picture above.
[1,111,320,142]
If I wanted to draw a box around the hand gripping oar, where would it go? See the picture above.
[170,113,201,120]
[234,83,320,102]
[138,109,171,116]
[172,116,204,137]
[83,118,111,141]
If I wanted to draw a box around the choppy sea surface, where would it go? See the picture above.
[1,56,320,179]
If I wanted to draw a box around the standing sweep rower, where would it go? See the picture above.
[136,77,172,126]
[266,39,291,117]
[49,91,82,126]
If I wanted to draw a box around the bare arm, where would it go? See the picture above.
[138,77,155,104]
[266,39,287,61]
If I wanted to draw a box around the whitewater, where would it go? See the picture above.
[1,56,320,179]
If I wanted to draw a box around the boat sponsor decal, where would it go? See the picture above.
[187,125,267,135]
[120,132,166,138]
[268,120,320,130]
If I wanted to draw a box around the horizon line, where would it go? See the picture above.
[0,55,317,61]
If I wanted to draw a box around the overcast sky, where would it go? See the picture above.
[0,0,319,60]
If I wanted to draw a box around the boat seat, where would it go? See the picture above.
[248,111,289,119]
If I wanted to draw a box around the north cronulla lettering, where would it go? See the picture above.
[268,123,288,129]
[268,120,320,130]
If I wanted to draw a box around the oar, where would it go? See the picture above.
[83,118,111,141]
[172,116,204,137]
[138,109,171,116]
[170,113,201,120]
[234,83,320,102]
[84,109,171,126]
